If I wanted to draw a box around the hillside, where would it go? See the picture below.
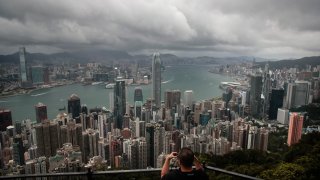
[258,56,320,69]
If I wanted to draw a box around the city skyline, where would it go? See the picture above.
[0,48,319,178]
[0,0,319,59]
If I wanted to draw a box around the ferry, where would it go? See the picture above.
[105,83,115,89]
[219,82,241,90]
[92,81,103,85]
[58,106,66,111]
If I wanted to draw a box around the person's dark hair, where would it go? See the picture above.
[177,147,194,168]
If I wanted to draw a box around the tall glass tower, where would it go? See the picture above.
[114,80,126,129]
[249,75,262,118]
[68,94,81,119]
[134,87,143,102]
[19,47,28,85]
[152,53,161,110]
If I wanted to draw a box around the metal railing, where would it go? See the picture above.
[0,166,262,180]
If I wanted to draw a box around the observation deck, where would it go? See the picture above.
[0,165,262,180]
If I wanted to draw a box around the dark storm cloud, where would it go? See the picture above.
[0,0,319,58]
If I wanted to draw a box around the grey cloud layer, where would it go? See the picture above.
[0,0,319,58]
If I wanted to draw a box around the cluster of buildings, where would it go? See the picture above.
[0,47,151,96]
[0,48,319,176]
[213,61,320,146]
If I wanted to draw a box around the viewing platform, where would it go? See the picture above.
[0,165,262,180]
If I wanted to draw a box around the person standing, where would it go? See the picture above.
[161,147,209,180]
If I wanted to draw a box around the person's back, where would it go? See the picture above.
[161,147,209,180]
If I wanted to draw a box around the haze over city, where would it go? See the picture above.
[0,0,320,59]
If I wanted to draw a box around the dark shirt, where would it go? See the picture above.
[161,168,209,180]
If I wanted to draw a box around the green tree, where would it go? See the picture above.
[260,163,305,180]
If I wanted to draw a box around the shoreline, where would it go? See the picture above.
[0,81,75,99]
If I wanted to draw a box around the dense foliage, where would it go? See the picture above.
[200,132,320,180]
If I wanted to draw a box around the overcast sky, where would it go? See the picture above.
[0,0,319,59]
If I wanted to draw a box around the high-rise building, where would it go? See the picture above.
[127,140,139,169]
[138,138,147,169]
[0,109,12,132]
[35,121,61,157]
[13,134,25,165]
[35,102,48,123]
[19,47,29,87]
[98,114,107,138]
[42,122,51,157]
[31,66,44,85]
[134,87,143,102]
[287,113,304,146]
[81,131,90,163]
[262,64,271,118]
[240,91,247,106]
[114,80,126,129]
[34,124,45,157]
[256,128,269,151]
[165,90,181,109]
[134,101,143,120]
[184,90,193,107]
[249,75,262,118]
[277,108,289,125]
[146,123,155,167]
[152,53,161,110]
[268,89,285,120]
[109,139,121,168]
[68,94,81,119]
[285,81,311,109]
[49,122,59,156]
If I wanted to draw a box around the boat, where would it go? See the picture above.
[105,83,115,89]
[219,82,241,90]
[58,106,66,111]
[92,82,103,85]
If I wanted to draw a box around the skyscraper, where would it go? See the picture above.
[134,87,143,102]
[262,64,271,118]
[114,80,126,129]
[146,123,155,167]
[277,108,289,125]
[35,102,48,123]
[19,47,28,87]
[0,109,12,132]
[13,134,24,165]
[134,101,143,120]
[49,122,59,156]
[34,124,45,157]
[287,113,304,146]
[249,75,262,118]
[138,138,147,169]
[152,53,161,110]
[165,90,181,109]
[184,90,193,107]
[268,89,284,120]
[31,66,44,85]
[68,94,81,119]
[285,81,311,109]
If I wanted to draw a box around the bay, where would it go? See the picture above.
[0,65,233,122]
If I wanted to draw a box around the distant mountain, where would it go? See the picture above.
[0,49,132,65]
[1,49,317,68]
[258,56,320,69]
[0,52,19,64]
